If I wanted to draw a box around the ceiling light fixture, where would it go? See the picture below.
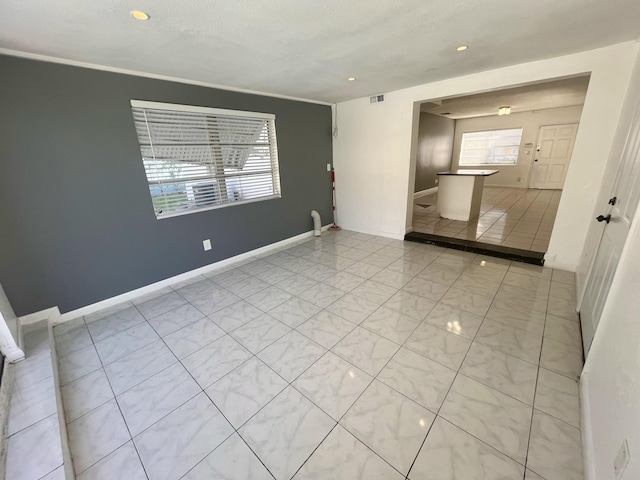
[456,45,468,52]
[130,10,150,20]
[347,77,356,81]
[498,106,511,115]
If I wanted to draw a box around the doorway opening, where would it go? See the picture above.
[407,75,591,261]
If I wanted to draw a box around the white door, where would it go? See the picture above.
[581,101,640,356]
[529,124,579,189]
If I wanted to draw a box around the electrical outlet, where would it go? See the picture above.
[327,163,331,172]
[435,178,438,185]
[517,176,522,182]
[203,239,212,251]
[614,439,630,479]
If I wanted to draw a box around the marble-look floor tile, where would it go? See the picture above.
[8,375,57,435]
[95,322,159,365]
[295,425,404,480]
[402,276,450,302]
[551,269,575,285]
[6,415,63,480]
[182,433,273,480]
[325,293,380,324]
[117,363,201,436]
[76,441,147,480]
[245,286,293,312]
[58,344,103,386]
[298,283,347,308]
[188,287,241,316]
[486,300,546,335]
[377,347,455,413]
[503,271,551,292]
[452,274,502,298]
[134,393,234,480]
[405,322,471,370]
[508,263,552,279]
[332,326,400,376]
[540,337,584,379]
[296,310,357,349]
[423,304,484,339]
[230,314,291,354]
[268,297,323,328]
[206,357,287,428]
[13,349,53,389]
[146,303,204,337]
[55,322,93,357]
[440,287,494,317]
[340,380,434,474]
[439,375,532,464]
[548,282,576,301]
[255,265,296,285]
[527,410,583,480]
[525,469,546,480]
[137,291,188,319]
[323,271,367,291]
[494,285,548,313]
[40,466,65,480]
[82,302,134,324]
[67,399,131,474]
[409,417,525,480]
[360,306,421,344]
[207,300,264,332]
[383,290,436,321]
[544,314,582,346]
[85,305,146,342]
[258,331,326,382]
[534,368,580,427]
[300,263,341,282]
[206,268,252,287]
[350,280,398,305]
[130,287,174,306]
[275,274,320,296]
[293,352,372,421]
[173,277,216,300]
[239,386,335,480]
[546,296,579,321]
[225,276,271,298]
[475,320,542,364]
[461,343,538,405]
[369,269,416,290]
[104,340,178,395]
[62,369,114,422]
[182,335,253,389]
[163,317,225,359]
[416,265,462,286]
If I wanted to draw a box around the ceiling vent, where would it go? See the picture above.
[370,94,385,104]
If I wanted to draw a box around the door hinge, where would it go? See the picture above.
[609,196,617,205]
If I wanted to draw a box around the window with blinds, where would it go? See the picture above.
[131,100,281,219]
[459,128,523,166]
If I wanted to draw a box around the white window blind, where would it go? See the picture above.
[459,128,523,166]
[131,100,281,219]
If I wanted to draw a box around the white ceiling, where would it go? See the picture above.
[1,0,639,103]
[420,76,591,119]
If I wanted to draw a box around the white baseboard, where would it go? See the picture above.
[579,372,595,480]
[405,226,414,234]
[413,187,438,199]
[337,223,405,240]
[543,257,577,272]
[23,225,331,326]
[19,306,61,326]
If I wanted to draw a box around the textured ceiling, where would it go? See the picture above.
[1,0,639,103]
[420,76,590,119]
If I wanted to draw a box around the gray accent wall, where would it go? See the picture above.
[414,112,455,192]
[0,55,333,316]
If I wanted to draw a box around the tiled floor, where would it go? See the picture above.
[54,230,584,480]
[413,187,562,252]
[6,323,65,480]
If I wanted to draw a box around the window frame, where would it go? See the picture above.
[130,99,281,220]
[458,127,523,167]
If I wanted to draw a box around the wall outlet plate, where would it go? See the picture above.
[327,163,331,172]
[203,239,212,251]
[614,439,630,479]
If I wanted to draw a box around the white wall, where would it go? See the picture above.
[581,202,640,480]
[451,106,584,188]
[333,41,639,268]
[579,48,640,480]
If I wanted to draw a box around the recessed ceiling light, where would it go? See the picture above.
[456,45,468,52]
[347,77,356,81]
[130,10,150,20]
